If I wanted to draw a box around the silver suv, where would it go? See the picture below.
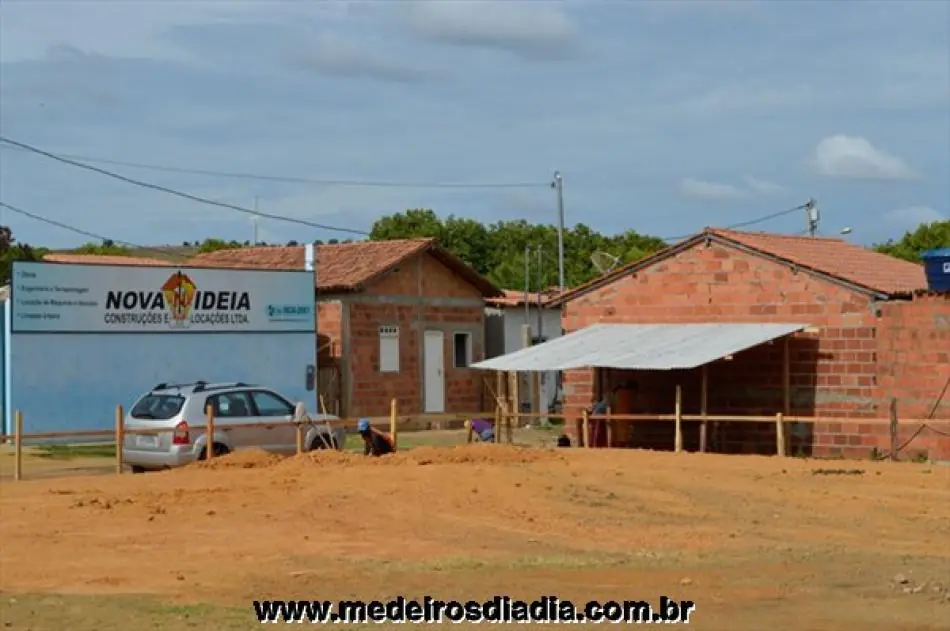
[122,381,346,473]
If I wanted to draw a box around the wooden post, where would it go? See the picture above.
[582,408,591,448]
[775,413,786,457]
[889,397,899,461]
[493,403,502,444]
[509,370,520,429]
[699,365,709,453]
[13,410,23,482]
[465,419,474,444]
[295,422,304,454]
[115,405,125,475]
[205,405,215,461]
[390,398,398,452]
[783,336,791,456]
[674,384,683,453]
[605,405,613,448]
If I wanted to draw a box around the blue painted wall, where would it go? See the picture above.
[10,332,316,437]
[1,301,5,435]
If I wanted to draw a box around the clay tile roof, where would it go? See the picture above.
[707,228,927,295]
[550,226,927,306]
[43,253,174,266]
[486,288,563,308]
[189,238,502,296]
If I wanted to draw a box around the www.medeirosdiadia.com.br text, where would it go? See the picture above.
[253,595,697,624]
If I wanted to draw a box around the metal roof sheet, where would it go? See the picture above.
[471,322,809,371]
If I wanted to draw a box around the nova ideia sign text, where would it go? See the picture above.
[10,261,315,334]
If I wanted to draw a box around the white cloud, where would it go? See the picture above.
[810,135,919,180]
[290,33,444,83]
[402,0,581,61]
[883,206,946,228]
[679,176,784,202]
[679,178,749,201]
[744,176,785,196]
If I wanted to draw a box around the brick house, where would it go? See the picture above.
[191,239,502,418]
[536,227,949,461]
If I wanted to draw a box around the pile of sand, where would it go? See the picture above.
[187,444,565,474]
[191,449,285,470]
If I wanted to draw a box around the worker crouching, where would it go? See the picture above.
[357,418,395,457]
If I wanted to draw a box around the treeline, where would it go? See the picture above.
[2,213,947,288]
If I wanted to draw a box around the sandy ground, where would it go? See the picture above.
[1,443,949,630]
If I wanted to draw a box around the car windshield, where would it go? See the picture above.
[130,394,185,420]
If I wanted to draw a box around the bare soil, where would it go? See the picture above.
[1,444,949,630]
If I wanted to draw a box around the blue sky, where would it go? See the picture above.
[0,0,947,250]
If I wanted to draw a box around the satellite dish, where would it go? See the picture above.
[591,251,621,274]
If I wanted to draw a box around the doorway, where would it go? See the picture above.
[423,330,445,413]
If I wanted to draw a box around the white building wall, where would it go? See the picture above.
[501,305,563,412]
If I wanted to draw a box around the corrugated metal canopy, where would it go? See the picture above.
[471,322,808,371]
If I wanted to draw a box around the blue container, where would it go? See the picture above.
[921,248,950,292]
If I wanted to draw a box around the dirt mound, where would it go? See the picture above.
[192,448,285,470]
[392,444,565,465]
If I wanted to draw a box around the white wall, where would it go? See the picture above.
[501,305,563,412]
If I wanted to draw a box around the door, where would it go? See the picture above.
[423,330,445,413]
[207,391,259,450]
[248,389,297,453]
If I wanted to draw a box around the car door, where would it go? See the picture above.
[208,391,258,450]
[247,389,297,453]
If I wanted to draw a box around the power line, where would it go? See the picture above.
[0,140,547,189]
[659,202,810,242]
[0,200,192,262]
[0,136,370,236]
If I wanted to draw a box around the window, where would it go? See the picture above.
[453,332,472,368]
[209,392,253,418]
[130,394,185,420]
[249,390,295,417]
[379,325,400,373]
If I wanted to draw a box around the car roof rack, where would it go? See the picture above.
[152,380,207,392]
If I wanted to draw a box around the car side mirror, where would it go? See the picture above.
[305,364,315,391]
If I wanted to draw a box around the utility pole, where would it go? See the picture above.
[552,171,565,290]
[536,245,543,339]
[804,198,819,237]
[523,245,530,323]
[252,196,260,245]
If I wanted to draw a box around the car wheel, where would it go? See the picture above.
[131,465,146,474]
[309,435,336,451]
[198,443,230,460]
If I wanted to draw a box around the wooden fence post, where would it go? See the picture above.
[775,413,786,457]
[205,405,215,461]
[465,419,474,444]
[493,404,502,444]
[674,384,683,453]
[582,408,591,448]
[889,398,899,461]
[14,410,22,482]
[390,398,398,452]
[115,405,125,474]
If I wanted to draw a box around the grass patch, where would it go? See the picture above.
[32,443,117,460]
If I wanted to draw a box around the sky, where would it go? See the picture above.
[0,0,948,250]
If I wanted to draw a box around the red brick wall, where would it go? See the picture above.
[316,301,343,359]
[341,252,486,418]
[561,241,892,455]
[866,293,950,461]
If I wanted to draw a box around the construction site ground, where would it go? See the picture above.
[1,429,948,630]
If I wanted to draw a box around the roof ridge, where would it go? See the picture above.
[706,227,846,243]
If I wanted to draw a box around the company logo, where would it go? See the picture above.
[266,303,312,322]
[104,271,252,327]
[162,271,197,323]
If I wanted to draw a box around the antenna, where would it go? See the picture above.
[804,198,820,237]
[590,251,621,274]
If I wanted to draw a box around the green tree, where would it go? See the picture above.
[72,240,133,256]
[369,209,667,289]
[1,226,45,284]
[873,220,950,263]
[197,238,243,254]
